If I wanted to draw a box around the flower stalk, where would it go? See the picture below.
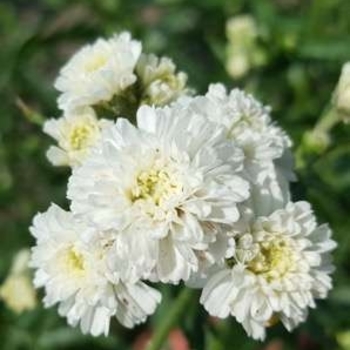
[296,106,340,169]
[16,97,44,126]
[145,288,196,350]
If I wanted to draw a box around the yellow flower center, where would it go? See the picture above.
[63,246,85,275]
[248,236,296,282]
[131,166,182,207]
[69,124,96,151]
[85,55,108,73]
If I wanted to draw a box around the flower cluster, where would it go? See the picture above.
[44,32,189,168]
[30,32,336,340]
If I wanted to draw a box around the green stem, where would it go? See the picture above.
[145,288,196,350]
[15,97,44,126]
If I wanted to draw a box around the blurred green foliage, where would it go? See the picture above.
[1,0,350,349]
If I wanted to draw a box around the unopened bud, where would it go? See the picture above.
[333,62,350,123]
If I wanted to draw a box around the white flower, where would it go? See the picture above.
[178,83,295,187]
[43,108,112,167]
[68,105,249,284]
[136,54,188,106]
[30,204,161,336]
[55,32,142,111]
[333,62,350,123]
[0,249,37,314]
[200,201,336,340]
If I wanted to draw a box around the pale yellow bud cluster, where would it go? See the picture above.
[225,15,267,78]
[0,249,37,314]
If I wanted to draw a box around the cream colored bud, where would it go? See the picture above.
[226,49,250,78]
[225,15,265,79]
[226,15,258,44]
[0,249,36,314]
[11,249,31,274]
[333,62,350,123]
[0,275,37,314]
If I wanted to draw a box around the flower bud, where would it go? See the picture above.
[225,15,266,79]
[136,54,189,106]
[333,62,350,123]
[226,15,258,44]
[0,249,36,313]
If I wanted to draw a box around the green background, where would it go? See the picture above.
[1,0,350,349]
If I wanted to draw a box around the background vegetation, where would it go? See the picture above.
[1,0,350,349]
